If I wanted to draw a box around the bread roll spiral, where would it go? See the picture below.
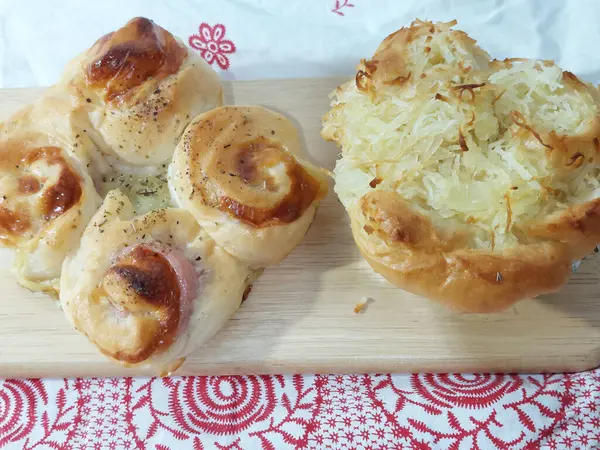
[60,190,253,373]
[168,106,328,267]
[61,17,223,172]
[0,104,101,294]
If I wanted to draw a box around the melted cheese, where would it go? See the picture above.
[97,167,172,215]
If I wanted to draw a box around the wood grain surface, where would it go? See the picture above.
[1,79,599,378]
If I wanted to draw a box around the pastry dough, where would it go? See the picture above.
[60,17,223,173]
[60,189,253,373]
[323,19,600,312]
[0,16,328,373]
[0,103,101,294]
[168,106,329,267]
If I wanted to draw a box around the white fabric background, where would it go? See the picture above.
[0,0,599,88]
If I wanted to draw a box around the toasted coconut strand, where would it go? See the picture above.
[510,111,552,149]
[504,193,513,233]
[458,129,469,152]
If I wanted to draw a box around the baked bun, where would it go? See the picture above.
[323,19,600,312]
[61,17,223,172]
[60,190,253,373]
[0,103,101,294]
[169,106,329,267]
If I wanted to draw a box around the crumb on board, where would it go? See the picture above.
[354,297,374,314]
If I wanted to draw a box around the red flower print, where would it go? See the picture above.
[410,373,522,409]
[332,0,354,16]
[166,376,276,435]
[189,23,236,70]
[0,379,47,447]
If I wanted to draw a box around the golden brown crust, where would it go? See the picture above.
[100,245,181,363]
[526,198,600,261]
[85,17,187,105]
[354,191,572,313]
[359,244,572,313]
[0,208,30,243]
[25,147,83,221]
[0,144,84,246]
[59,16,223,168]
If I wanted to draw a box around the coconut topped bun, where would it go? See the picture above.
[323,19,600,312]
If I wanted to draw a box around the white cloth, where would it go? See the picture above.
[0,0,599,88]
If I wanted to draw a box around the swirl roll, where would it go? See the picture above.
[60,190,252,373]
[0,116,100,293]
[168,106,328,267]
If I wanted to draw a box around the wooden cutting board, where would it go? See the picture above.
[1,79,600,378]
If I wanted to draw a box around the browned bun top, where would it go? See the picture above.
[183,106,326,228]
[85,17,187,104]
[0,144,83,246]
[99,244,182,363]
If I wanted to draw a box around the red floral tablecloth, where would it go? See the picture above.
[2,1,600,449]
[1,370,599,449]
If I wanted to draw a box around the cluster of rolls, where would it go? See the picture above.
[0,17,327,374]
[9,16,595,372]
[323,19,600,313]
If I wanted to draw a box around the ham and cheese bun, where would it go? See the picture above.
[60,189,252,374]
